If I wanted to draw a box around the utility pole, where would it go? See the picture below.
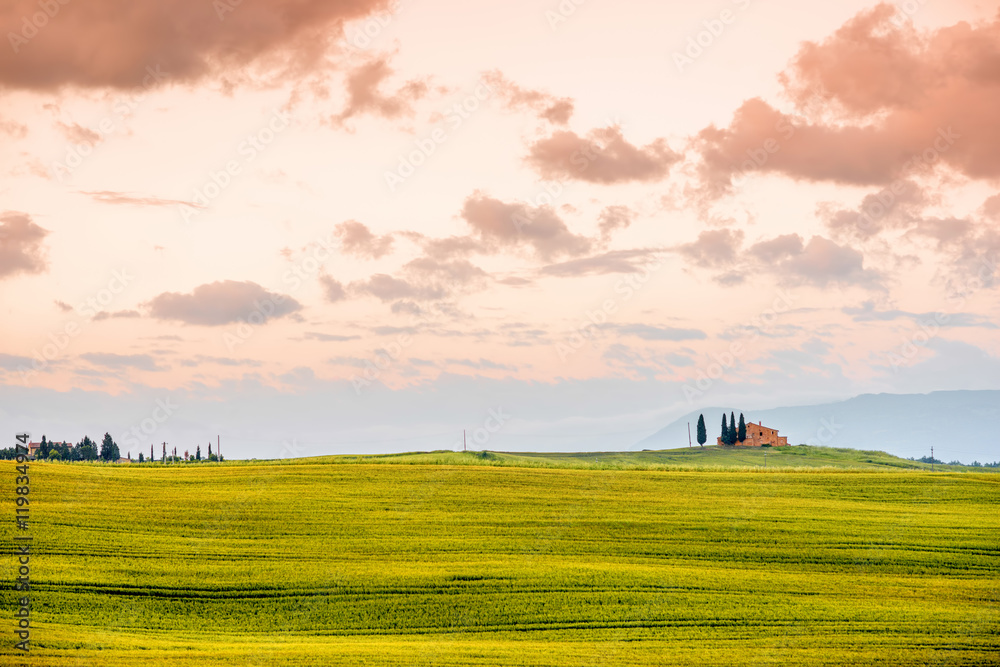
[687,422,692,448]
[463,429,467,452]
[931,446,934,472]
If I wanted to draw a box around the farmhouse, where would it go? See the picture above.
[718,422,789,447]
[28,440,72,457]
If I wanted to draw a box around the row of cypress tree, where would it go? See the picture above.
[720,412,747,445]
[692,412,748,447]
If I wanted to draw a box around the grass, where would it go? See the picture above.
[287,443,999,472]
[1,447,998,665]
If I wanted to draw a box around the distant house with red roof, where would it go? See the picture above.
[28,440,72,458]
[718,422,789,447]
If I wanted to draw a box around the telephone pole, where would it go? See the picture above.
[687,422,692,448]
[931,446,934,472]
[463,429,467,452]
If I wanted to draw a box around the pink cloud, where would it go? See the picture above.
[320,275,347,303]
[350,274,446,303]
[676,229,744,268]
[147,281,302,326]
[336,220,394,259]
[0,0,392,90]
[461,193,591,260]
[597,205,634,241]
[333,56,428,125]
[481,70,574,124]
[56,121,100,146]
[676,228,882,288]
[696,6,1000,192]
[0,212,48,279]
[528,126,679,184]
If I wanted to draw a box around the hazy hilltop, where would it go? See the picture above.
[288,445,996,472]
[636,390,999,464]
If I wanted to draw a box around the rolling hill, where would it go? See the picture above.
[276,443,997,472]
[634,390,999,463]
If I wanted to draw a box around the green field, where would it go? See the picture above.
[306,444,997,471]
[2,446,998,665]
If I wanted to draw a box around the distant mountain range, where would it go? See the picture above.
[634,390,999,464]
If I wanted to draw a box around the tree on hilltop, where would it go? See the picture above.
[696,414,707,447]
[75,436,98,461]
[721,414,729,446]
[100,433,120,462]
[55,441,71,461]
[738,413,747,444]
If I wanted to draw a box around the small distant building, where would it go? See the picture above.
[117,458,131,464]
[29,441,71,458]
[719,422,789,447]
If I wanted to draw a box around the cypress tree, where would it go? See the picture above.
[721,414,729,446]
[696,414,707,447]
[100,433,120,462]
[729,412,738,445]
[738,413,747,444]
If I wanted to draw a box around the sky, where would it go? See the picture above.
[1,0,998,458]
